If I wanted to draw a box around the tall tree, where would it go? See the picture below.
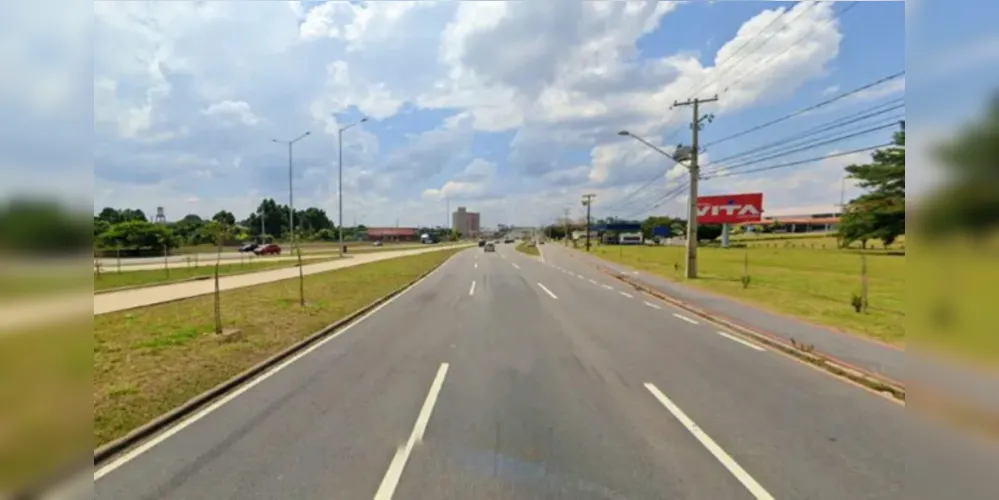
[839,126,906,247]
[212,210,236,226]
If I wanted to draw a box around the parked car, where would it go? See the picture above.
[373,241,383,247]
[484,243,496,252]
[238,243,260,253]
[254,243,282,256]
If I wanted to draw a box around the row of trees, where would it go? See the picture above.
[539,215,729,242]
[94,199,462,256]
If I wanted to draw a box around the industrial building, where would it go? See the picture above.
[451,206,481,236]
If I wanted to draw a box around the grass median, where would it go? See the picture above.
[94,248,460,447]
[93,256,338,292]
[591,245,904,345]
[515,241,540,257]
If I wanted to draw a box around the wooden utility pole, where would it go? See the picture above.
[582,194,596,252]
[672,95,717,279]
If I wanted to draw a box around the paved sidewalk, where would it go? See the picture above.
[94,245,472,315]
[549,244,999,413]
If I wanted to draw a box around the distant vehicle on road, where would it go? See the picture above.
[373,241,383,247]
[254,243,282,256]
[478,240,486,247]
[238,243,260,253]
[484,242,495,252]
[504,238,514,244]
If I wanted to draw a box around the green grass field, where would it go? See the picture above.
[515,241,540,257]
[94,248,460,447]
[591,244,905,345]
[730,232,906,252]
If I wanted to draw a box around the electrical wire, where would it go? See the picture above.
[720,1,860,95]
[705,98,903,167]
[686,1,815,99]
[622,180,690,219]
[703,70,904,149]
[701,116,903,176]
[703,143,894,180]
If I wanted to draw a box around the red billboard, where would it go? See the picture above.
[696,192,764,224]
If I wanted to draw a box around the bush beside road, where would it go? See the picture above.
[590,245,904,345]
[94,248,461,447]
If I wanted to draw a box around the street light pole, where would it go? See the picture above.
[272,131,310,306]
[618,126,705,278]
[337,117,368,257]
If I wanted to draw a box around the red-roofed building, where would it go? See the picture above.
[363,227,419,242]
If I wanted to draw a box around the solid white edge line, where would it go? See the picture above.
[673,313,699,325]
[644,301,662,310]
[537,283,558,300]
[717,331,766,352]
[644,383,775,500]
[619,291,634,298]
[93,255,453,481]
[374,363,449,500]
[469,280,476,296]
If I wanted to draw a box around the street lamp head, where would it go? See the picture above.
[617,130,630,136]
[304,131,311,136]
[360,117,368,123]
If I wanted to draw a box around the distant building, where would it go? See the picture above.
[738,204,842,233]
[451,206,481,236]
[363,227,419,242]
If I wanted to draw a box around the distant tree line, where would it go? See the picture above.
[540,215,726,242]
[93,199,459,257]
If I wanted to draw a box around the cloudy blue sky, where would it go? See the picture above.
[5,1,996,228]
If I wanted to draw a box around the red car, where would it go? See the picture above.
[254,243,282,256]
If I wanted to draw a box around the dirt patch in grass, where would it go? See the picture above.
[515,241,540,257]
[93,257,338,292]
[0,319,90,492]
[591,245,905,345]
[93,248,460,447]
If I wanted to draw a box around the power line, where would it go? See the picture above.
[703,69,904,149]
[687,1,815,99]
[623,181,690,219]
[702,117,903,177]
[614,3,801,177]
[703,143,893,180]
[721,1,860,94]
[705,98,904,167]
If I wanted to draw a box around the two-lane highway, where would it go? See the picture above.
[93,244,999,499]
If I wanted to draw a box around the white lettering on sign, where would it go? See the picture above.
[696,204,761,217]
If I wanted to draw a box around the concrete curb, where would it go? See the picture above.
[91,251,457,468]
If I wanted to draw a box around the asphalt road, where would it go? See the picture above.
[553,244,999,415]
[90,244,999,499]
